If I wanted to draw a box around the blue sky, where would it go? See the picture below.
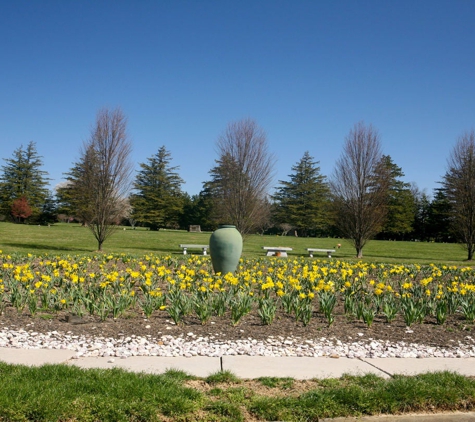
[1,0,474,198]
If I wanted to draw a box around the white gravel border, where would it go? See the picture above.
[2,326,475,360]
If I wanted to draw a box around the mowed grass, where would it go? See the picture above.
[0,363,474,421]
[1,225,475,420]
[0,222,470,265]
[0,363,201,422]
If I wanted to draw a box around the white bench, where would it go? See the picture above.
[262,246,293,257]
[179,244,209,255]
[307,248,335,258]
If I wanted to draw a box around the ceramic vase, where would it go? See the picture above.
[209,225,243,274]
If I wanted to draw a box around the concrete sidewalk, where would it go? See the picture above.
[2,348,475,421]
[2,347,475,379]
[320,414,475,422]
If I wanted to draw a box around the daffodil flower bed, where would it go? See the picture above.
[1,251,475,328]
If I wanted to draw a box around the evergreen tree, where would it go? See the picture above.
[178,192,217,232]
[56,146,98,224]
[194,189,218,232]
[272,151,330,237]
[411,186,432,241]
[130,146,185,230]
[0,141,50,220]
[428,187,454,242]
[178,193,195,230]
[378,155,415,240]
[38,191,58,225]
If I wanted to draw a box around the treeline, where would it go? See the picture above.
[0,108,471,257]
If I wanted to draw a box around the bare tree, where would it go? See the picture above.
[442,130,475,260]
[64,108,133,250]
[330,122,390,258]
[114,197,132,225]
[278,223,294,236]
[255,196,273,235]
[206,118,275,237]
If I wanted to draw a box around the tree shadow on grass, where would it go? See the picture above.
[119,245,187,254]
[364,252,464,263]
[1,242,92,253]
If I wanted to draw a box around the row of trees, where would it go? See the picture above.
[0,108,474,258]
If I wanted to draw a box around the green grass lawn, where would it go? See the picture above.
[1,223,474,420]
[0,221,470,265]
[0,364,474,421]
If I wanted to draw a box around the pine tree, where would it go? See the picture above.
[57,146,96,224]
[38,192,58,225]
[0,141,50,220]
[179,192,216,232]
[130,146,185,230]
[411,187,432,241]
[272,151,330,237]
[428,187,454,243]
[378,155,415,240]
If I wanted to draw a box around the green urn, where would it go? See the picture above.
[209,225,243,274]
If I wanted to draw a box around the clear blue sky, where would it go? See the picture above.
[1,0,474,198]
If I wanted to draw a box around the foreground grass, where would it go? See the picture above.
[0,364,474,421]
[0,222,470,264]
[0,364,201,422]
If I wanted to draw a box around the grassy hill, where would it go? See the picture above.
[0,222,469,265]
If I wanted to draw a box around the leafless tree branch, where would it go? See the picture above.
[75,107,133,250]
[209,118,275,237]
[330,122,389,257]
[442,130,475,260]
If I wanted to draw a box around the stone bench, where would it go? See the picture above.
[262,246,293,257]
[307,248,336,258]
[179,244,209,255]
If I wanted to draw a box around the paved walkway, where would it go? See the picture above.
[2,348,475,421]
[2,347,475,379]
